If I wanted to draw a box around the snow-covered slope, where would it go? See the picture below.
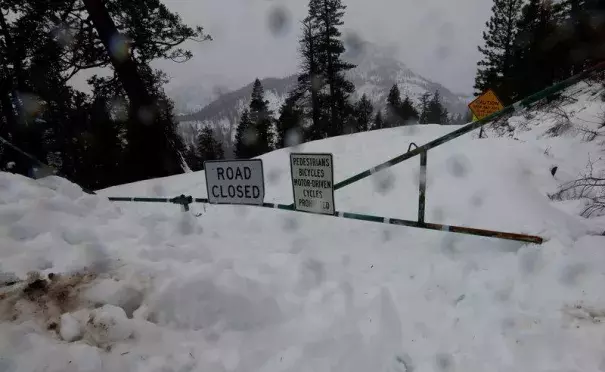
[1,81,605,372]
[177,76,297,148]
[175,42,470,148]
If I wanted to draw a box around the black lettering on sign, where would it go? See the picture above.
[217,167,225,180]
[299,168,323,178]
[298,198,313,207]
[303,189,324,198]
[235,167,245,180]
[226,167,234,180]
[212,186,219,197]
[244,166,252,179]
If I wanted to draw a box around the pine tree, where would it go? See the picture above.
[400,95,419,124]
[561,0,604,73]
[464,109,474,123]
[309,0,356,138]
[372,111,385,130]
[385,84,403,127]
[451,113,464,125]
[248,79,274,155]
[276,90,304,149]
[297,15,323,139]
[197,126,224,166]
[353,94,374,132]
[509,0,561,100]
[562,0,591,74]
[235,109,254,159]
[183,144,201,171]
[474,0,524,102]
[419,93,431,124]
[80,97,125,188]
[425,91,449,124]
[0,0,210,187]
[234,79,275,158]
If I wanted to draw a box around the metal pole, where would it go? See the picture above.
[418,151,427,224]
[107,196,544,244]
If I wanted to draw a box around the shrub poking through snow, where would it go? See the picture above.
[550,159,605,217]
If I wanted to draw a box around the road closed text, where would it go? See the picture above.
[204,160,265,205]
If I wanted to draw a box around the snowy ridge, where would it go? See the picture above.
[175,42,469,147]
[177,76,297,148]
[1,80,605,371]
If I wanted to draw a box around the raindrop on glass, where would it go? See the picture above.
[18,93,44,119]
[53,24,74,48]
[343,31,364,59]
[435,353,453,372]
[372,170,396,195]
[285,127,303,147]
[470,193,484,208]
[267,168,281,185]
[435,45,450,61]
[432,207,445,222]
[311,74,323,93]
[243,127,259,145]
[109,33,130,62]
[109,98,128,122]
[381,229,392,242]
[445,154,471,178]
[267,5,291,37]
[283,216,299,232]
[138,106,156,125]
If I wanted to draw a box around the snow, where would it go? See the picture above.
[60,312,82,342]
[1,81,605,371]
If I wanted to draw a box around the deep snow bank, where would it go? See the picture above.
[2,81,605,371]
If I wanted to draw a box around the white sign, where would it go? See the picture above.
[205,159,264,205]
[290,153,335,215]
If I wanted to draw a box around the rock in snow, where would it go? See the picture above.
[85,305,133,346]
[59,313,82,342]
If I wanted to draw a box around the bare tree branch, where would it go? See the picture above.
[550,158,605,217]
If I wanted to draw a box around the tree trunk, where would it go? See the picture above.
[0,79,16,135]
[323,0,337,136]
[0,12,20,133]
[82,0,185,180]
[307,22,321,135]
[81,0,154,115]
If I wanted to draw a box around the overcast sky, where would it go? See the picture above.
[153,0,492,95]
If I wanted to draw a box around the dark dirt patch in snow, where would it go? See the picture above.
[0,271,97,329]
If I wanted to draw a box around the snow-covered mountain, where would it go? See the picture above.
[177,76,297,148]
[175,42,471,148]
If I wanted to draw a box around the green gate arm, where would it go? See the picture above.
[333,60,605,191]
[106,196,544,244]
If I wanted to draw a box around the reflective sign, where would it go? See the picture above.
[204,159,264,205]
[468,89,504,120]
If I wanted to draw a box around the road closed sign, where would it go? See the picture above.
[204,159,264,205]
[290,153,335,215]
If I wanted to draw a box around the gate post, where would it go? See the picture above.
[418,150,427,224]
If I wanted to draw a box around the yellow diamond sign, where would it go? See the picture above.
[468,89,504,120]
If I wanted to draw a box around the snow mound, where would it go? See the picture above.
[2,81,605,371]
